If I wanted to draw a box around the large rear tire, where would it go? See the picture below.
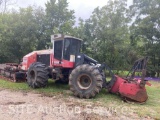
[69,64,103,98]
[27,62,48,88]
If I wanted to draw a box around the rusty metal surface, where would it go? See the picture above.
[0,73,26,83]
[121,89,148,103]
[0,75,14,82]
[0,64,26,83]
[118,77,148,103]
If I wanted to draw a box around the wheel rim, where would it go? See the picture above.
[77,74,92,89]
[30,70,35,81]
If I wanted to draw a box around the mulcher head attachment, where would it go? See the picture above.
[110,76,149,103]
[106,57,150,103]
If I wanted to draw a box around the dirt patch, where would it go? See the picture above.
[0,89,154,120]
[4,102,26,105]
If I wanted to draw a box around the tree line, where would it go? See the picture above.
[0,0,160,77]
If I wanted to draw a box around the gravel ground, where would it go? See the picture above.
[0,89,153,120]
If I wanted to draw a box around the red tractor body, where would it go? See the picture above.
[21,34,81,71]
[21,50,52,71]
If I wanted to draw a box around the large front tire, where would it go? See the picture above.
[69,64,103,98]
[27,62,48,88]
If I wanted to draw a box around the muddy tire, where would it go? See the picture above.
[69,64,103,98]
[27,62,48,88]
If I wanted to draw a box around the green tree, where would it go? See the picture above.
[130,0,160,76]
[0,0,76,63]
[78,0,132,70]
[72,18,94,55]
[0,6,42,63]
[45,0,75,34]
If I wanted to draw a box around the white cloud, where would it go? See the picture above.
[68,0,108,21]
[14,0,132,21]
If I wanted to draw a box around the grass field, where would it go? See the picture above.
[0,79,160,119]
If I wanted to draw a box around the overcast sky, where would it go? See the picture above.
[15,0,133,22]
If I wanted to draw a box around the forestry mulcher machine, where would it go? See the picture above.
[0,34,151,103]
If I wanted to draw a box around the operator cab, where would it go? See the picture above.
[51,34,82,68]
